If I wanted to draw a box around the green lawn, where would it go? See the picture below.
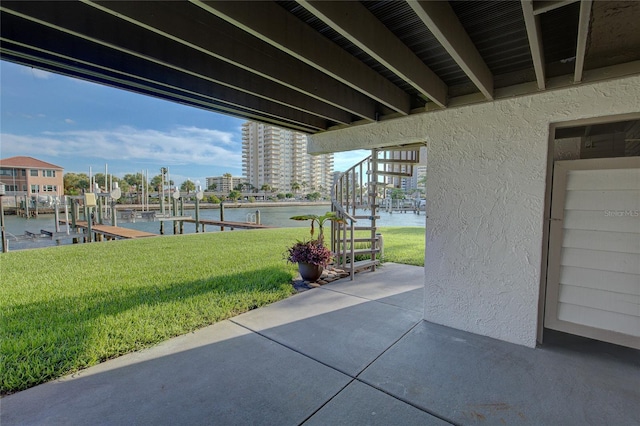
[0,227,424,394]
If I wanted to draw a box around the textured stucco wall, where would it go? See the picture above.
[310,75,640,348]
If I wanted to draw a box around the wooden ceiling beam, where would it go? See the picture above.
[533,0,579,15]
[408,0,493,100]
[86,0,372,123]
[574,0,593,83]
[521,0,547,90]
[192,0,411,115]
[0,5,329,131]
[298,0,447,107]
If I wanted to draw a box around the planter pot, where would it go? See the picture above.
[298,262,324,282]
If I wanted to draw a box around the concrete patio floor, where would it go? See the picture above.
[2,263,638,425]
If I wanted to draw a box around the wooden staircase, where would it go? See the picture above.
[330,145,421,279]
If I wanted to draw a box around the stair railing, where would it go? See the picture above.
[330,145,421,280]
[330,201,356,280]
[331,154,373,280]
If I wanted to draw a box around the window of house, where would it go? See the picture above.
[22,169,26,176]
[31,185,40,193]
[42,169,56,177]
[30,169,38,176]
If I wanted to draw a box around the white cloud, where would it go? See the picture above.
[1,125,242,167]
[65,118,75,124]
[18,113,47,120]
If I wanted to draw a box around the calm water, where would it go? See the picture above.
[3,204,425,251]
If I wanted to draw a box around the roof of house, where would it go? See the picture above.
[0,156,64,170]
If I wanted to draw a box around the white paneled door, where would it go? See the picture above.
[545,157,640,349]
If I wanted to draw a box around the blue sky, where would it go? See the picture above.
[0,60,368,186]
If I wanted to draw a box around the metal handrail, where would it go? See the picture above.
[330,154,372,280]
[330,145,421,280]
[330,197,357,280]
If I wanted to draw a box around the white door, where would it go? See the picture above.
[545,157,640,349]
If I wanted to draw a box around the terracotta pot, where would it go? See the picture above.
[298,262,323,282]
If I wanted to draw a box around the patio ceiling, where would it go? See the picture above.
[1,1,639,134]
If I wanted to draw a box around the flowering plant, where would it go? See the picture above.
[286,239,333,267]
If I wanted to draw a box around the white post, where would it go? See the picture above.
[105,163,108,220]
[141,170,144,211]
[145,169,149,211]
[167,168,172,218]
[161,168,165,215]
[54,196,60,232]
[64,195,70,235]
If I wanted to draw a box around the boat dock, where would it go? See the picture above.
[182,218,273,231]
[61,220,157,241]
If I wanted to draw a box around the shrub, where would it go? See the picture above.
[285,240,333,267]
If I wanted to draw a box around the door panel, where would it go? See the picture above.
[545,157,640,349]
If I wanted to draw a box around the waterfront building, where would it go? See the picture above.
[0,156,64,206]
[205,175,247,193]
[408,165,427,194]
[242,122,333,194]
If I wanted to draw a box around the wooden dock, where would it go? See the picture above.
[62,221,157,240]
[182,218,273,230]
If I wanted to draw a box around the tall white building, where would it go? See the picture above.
[242,122,333,194]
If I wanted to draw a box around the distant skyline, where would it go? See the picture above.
[0,60,368,186]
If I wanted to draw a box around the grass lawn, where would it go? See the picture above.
[0,226,424,394]
[377,227,425,267]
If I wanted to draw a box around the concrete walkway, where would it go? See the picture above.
[2,263,638,425]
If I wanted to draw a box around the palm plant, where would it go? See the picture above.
[289,211,345,245]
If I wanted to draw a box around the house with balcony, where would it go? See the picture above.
[0,156,64,206]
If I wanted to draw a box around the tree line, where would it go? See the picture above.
[63,172,325,202]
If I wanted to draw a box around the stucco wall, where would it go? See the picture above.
[310,75,640,348]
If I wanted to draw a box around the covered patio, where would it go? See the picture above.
[1,1,638,422]
[3,1,638,350]
[2,264,638,425]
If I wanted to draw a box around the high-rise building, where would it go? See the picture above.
[242,122,333,194]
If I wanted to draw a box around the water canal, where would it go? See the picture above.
[3,203,426,251]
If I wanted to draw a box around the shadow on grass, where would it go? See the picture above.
[1,266,294,394]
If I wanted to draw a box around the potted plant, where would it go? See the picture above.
[286,239,332,281]
[286,212,345,281]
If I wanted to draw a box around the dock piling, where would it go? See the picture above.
[220,202,225,231]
